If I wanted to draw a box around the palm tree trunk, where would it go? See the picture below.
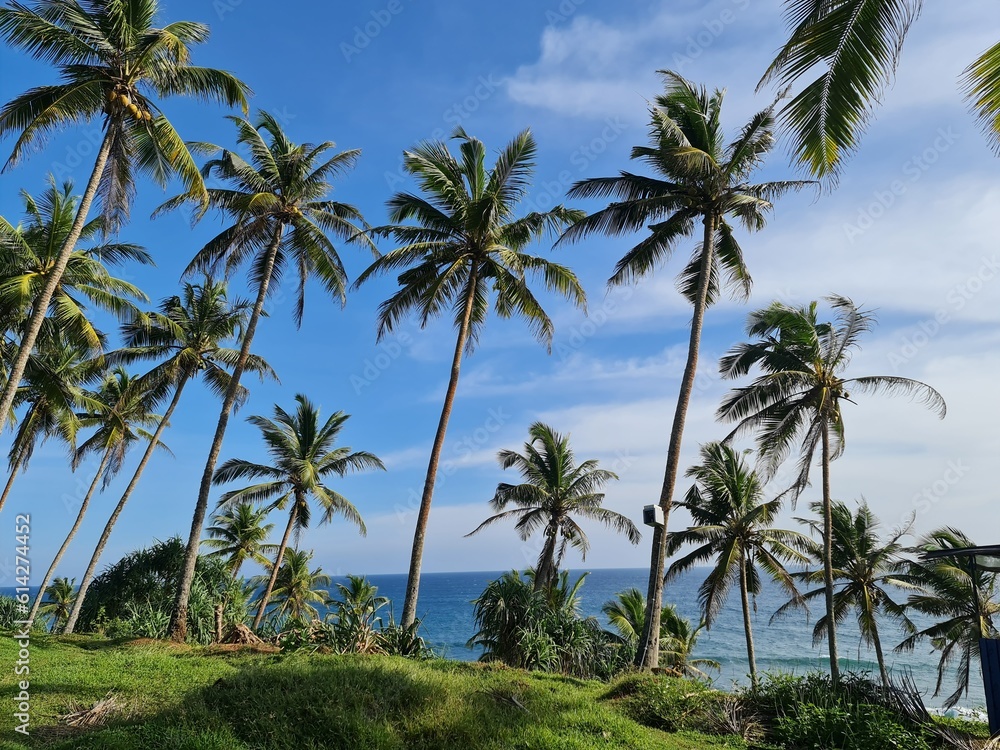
[871,620,889,688]
[635,215,717,669]
[168,226,284,642]
[739,552,758,684]
[821,421,840,681]
[0,129,114,428]
[253,503,297,630]
[63,378,188,634]
[0,457,24,515]
[533,523,560,593]
[400,266,479,629]
[26,446,112,625]
[214,603,225,643]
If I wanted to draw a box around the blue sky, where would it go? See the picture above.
[1,0,998,584]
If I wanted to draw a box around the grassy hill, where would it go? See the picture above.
[0,636,742,749]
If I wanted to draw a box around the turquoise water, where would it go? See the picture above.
[345,567,985,711]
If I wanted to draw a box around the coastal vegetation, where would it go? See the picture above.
[0,0,997,747]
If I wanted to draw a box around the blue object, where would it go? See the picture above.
[980,638,1000,735]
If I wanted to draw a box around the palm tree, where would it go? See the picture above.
[39,576,75,632]
[466,422,638,593]
[0,179,152,354]
[897,527,1000,708]
[61,279,274,634]
[602,587,649,643]
[354,128,586,629]
[0,0,250,428]
[660,605,719,680]
[761,1,1000,175]
[164,112,373,641]
[0,178,148,514]
[559,71,812,669]
[600,588,718,677]
[664,442,809,684]
[775,500,915,688]
[1,334,100,513]
[213,394,383,631]
[717,294,946,679]
[202,502,276,576]
[252,547,330,623]
[26,367,160,624]
[326,574,391,654]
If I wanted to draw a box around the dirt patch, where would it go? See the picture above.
[204,642,280,655]
[122,638,191,651]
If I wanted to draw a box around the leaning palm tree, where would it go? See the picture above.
[665,442,809,684]
[252,547,330,623]
[466,422,639,594]
[660,604,720,680]
[164,112,374,641]
[355,128,586,627]
[559,71,812,669]
[61,280,274,634]
[39,576,75,632]
[202,502,276,576]
[775,500,915,688]
[602,587,649,643]
[0,0,250,428]
[0,179,152,355]
[26,367,160,624]
[213,394,384,631]
[1,334,101,513]
[718,295,946,679]
[897,527,1000,708]
[761,0,1000,175]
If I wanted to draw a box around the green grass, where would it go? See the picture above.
[0,636,742,749]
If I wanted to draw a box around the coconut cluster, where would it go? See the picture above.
[105,85,153,122]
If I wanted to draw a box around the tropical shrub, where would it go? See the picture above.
[76,537,244,644]
[602,672,719,733]
[742,672,936,750]
[468,570,629,679]
[0,595,31,630]
[773,702,930,750]
[276,575,432,658]
[602,588,720,678]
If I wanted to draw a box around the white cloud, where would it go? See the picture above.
[505,0,993,126]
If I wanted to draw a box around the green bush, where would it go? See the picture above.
[77,537,244,644]
[468,570,631,679]
[602,672,719,732]
[932,714,990,739]
[773,702,931,750]
[275,576,433,658]
[743,672,937,750]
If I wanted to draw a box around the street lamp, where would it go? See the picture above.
[922,544,1000,734]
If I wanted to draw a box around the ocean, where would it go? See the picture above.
[5,567,986,712]
[350,567,986,712]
